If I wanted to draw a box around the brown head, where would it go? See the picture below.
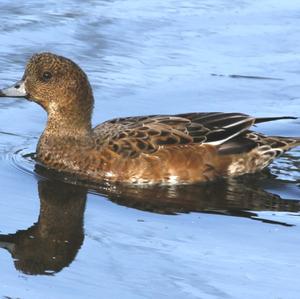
[0,53,94,136]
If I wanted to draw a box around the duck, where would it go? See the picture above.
[0,52,299,185]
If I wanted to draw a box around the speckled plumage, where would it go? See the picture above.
[1,53,300,184]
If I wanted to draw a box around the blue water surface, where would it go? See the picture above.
[0,1,299,298]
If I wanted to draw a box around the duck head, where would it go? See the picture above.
[0,53,94,135]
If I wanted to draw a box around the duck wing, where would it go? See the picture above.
[95,112,259,157]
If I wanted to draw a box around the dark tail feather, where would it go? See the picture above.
[255,116,297,124]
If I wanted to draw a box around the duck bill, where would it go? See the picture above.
[0,241,15,253]
[0,234,15,254]
[0,80,27,98]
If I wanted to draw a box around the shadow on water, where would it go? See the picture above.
[0,179,86,275]
[0,163,299,275]
[34,164,300,221]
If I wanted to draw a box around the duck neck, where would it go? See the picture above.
[43,97,94,139]
[45,115,92,138]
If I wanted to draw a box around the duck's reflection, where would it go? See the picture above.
[0,165,299,275]
[0,179,87,275]
[106,176,299,217]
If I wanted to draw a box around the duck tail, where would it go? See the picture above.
[247,132,300,159]
[254,116,298,124]
[270,136,300,153]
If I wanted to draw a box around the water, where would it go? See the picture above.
[0,0,300,298]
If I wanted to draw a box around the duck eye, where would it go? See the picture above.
[42,71,52,81]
